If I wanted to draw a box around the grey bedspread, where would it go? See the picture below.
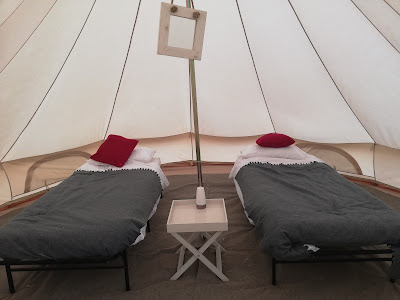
[0,169,162,261]
[235,162,400,278]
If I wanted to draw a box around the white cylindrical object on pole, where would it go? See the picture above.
[196,186,206,209]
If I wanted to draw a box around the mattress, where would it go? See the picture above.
[234,161,400,278]
[0,167,164,261]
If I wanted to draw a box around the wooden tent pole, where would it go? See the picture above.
[187,0,203,188]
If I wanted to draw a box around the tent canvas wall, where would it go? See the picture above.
[0,0,400,206]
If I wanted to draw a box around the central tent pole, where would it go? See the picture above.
[187,0,203,188]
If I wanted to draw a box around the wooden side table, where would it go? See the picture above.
[167,198,229,281]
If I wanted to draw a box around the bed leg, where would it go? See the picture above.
[5,263,15,294]
[147,220,151,233]
[272,257,277,286]
[122,250,130,291]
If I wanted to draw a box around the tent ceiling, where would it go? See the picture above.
[290,0,400,148]
[0,0,399,163]
[0,0,23,26]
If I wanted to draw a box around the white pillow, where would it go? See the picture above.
[126,147,156,163]
[240,145,307,160]
[87,159,110,167]
[88,147,156,167]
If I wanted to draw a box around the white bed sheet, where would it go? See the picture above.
[229,152,323,180]
[132,195,161,246]
[77,157,169,189]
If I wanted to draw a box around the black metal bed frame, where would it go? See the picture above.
[0,220,152,294]
[0,250,130,294]
[271,247,395,285]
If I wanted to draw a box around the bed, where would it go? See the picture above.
[230,144,400,284]
[0,147,169,294]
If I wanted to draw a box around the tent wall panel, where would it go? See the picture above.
[331,143,375,177]
[291,0,400,149]
[0,134,193,204]
[0,0,95,161]
[1,141,100,201]
[22,156,89,194]
[352,0,400,52]
[0,0,57,72]
[107,0,191,139]
[0,165,11,205]
[137,133,193,163]
[296,141,374,177]
[199,135,260,163]
[385,0,400,14]
[195,0,273,136]
[375,145,400,189]
[4,0,141,161]
[0,0,23,26]
[237,0,373,144]
[2,135,400,207]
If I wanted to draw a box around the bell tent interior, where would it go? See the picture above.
[0,0,400,298]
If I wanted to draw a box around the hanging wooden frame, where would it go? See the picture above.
[157,2,207,60]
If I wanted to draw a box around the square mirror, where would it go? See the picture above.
[157,3,207,60]
[168,16,196,50]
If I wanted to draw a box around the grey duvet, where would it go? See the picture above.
[235,162,400,278]
[0,169,162,261]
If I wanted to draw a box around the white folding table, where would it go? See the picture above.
[167,198,229,281]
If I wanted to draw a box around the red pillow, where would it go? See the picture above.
[256,133,295,148]
[90,135,138,167]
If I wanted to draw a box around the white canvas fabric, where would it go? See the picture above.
[0,0,23,26]
[385,0,400,15]
[195,0,274,136]
[290,0,400,149]
[2,0,140,161]
[0,0,57,72]
[0,0,96,161]
[237,0,374,144]
[106,0,191,139]
[0,0,399,204]
[352,0,400,52]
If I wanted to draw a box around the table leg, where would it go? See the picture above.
[175,233,199,255]
[170,232,229,282]
[170,232,217,280]
[177,244,186,271]
[201,232,226,252]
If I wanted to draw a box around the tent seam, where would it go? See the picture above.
[350,0,400,54]
[373,143,376,180]
[0,0,58,74]
[0,0,97,162]
[10,180,62,200]
[235,0,276,133]
[384,0,400,17]
[0,163,13,202]
[104,0,142,138]
[287,0,376,144]
[0,0,25,27]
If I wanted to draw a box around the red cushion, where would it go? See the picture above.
[256,133,295,148]
[90,135,138,167]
